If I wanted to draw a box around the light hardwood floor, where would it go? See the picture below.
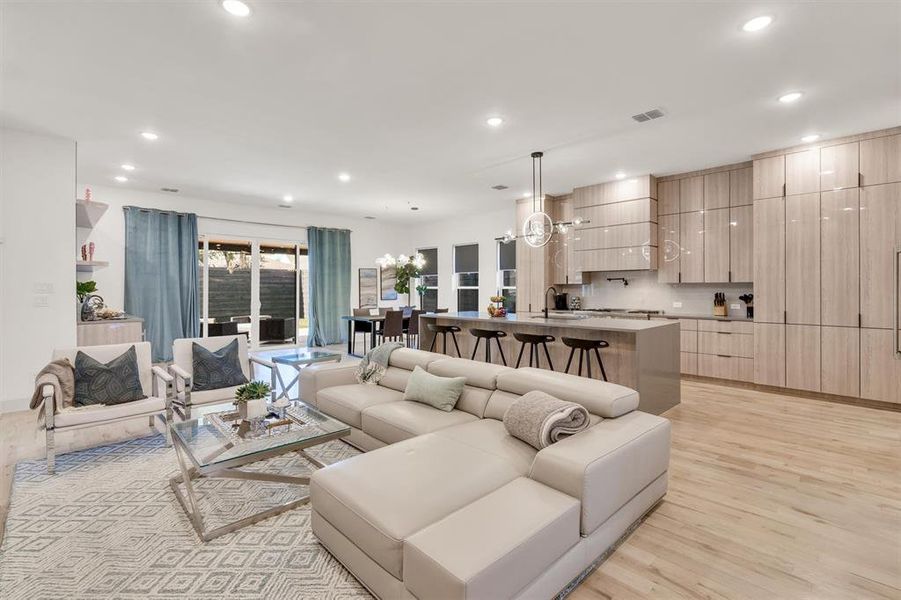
[2,380,899,599]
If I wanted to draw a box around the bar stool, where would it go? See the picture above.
[561,337,609,380]
[469,329,507,365]
[427,323,462,357]
[513,332,555,370]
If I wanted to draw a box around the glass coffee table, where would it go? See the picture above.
[270,349,342,401]
[169,400,350,542]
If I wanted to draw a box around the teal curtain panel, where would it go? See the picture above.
[307,226,351,347]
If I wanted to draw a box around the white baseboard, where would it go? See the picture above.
[1,396,30,414]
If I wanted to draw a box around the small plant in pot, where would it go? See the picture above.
[234,380,272,421]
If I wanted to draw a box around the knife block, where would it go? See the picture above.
[713,305,727,317]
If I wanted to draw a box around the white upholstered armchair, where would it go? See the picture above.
[168,335,276,419]
[41,341,173,474]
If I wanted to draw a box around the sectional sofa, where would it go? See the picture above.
[299,348,671,600]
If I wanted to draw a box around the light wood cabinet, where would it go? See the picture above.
[860,133,901,186]
[820,189,859,327]
[681,330,698,353]
[679,211,704,283]
[754,323,785,387]
[698,331,753,358]
[729,205,753,282]
[821,326,859,397]
[576,199,656,228]
[785,193,821,325]
[753,155,785,199]
[658,214,680,283]
[681,352,698,376]
[785,325,821,392]
[698,320,753,334]
[753,197,785,323]
[704,208,730,282]
[577,223,656,250]
[576,247,657,271]
[658,179,680,215]
[860,328,901,404]
[680,176,704,212]
[545,195,582,286]
[573,176,656,208]
[730,167,753,207]
[516,198,545,312]
[785,149,820,196]
[820,142,859,191]
[860,182,901,329]
[704,171,730,210]
[697,354,753,382]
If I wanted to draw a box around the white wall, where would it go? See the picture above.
[1,128,77,413]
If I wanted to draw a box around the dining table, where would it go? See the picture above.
[339,313,409,357]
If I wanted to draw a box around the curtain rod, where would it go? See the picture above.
[123,206,353,232]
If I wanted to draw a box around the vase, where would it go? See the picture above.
[238,398,268,421]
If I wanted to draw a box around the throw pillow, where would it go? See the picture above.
[192,339,248,391]
[402,365,466,412]
[74,346,146,406]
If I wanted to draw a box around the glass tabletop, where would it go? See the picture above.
[270,350,342,366]
[170,400,351,468]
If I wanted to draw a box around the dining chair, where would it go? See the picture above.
[405,309,422,348]
[381,310,405,343]
[435,308,450,313]
[352,308,374,355]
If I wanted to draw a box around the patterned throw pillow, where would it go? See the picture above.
[192,339,248,391]
[74,346,146,406]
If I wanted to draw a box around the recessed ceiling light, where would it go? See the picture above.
[221,0,251,17]
[140,131,159,140]
[522,191,531,198]
[801,134,820,143]
[338,173,351,182]
[615,172,626,179]
[486,116,504,128]
[778,91,803,104]
[283,194,293,202]
[121,164,135,171]
[742,15,773,32]
[114,175,128,182]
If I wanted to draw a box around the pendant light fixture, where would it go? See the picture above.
[497,150,589,246]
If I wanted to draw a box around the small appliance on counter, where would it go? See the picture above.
[713,292,727,317]
[569,295,582,310]
[554,293,569,310]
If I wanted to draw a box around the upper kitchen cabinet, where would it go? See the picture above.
[657,214,680,283]
[704,171,730,210]
[545,194,582,286]
[729,205,753,282]
[785,193,821,326]
[753,155,785,199]
[680,176,704,212]
[820,189,859,327]
[703,208,730,282]
[820,142,859,191]
[573,176,656,208]
[860,182,901,329]
[658,180,680,216]
[679,211,704,282]
[860,133,901,186]
[730,167,753,207]
[754,196,785,323]
[785,149,820,195]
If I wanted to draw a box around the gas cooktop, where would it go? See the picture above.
[582,308,663,315]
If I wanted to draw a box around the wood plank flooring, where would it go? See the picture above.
[2,379,899,599]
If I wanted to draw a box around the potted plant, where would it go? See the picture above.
[76,280,97,302]
[393,253,426,307]
[234,380,272,421]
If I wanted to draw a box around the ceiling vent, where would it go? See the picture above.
[161,187,179,193]
[491,184,509,190]
[278,204,293,209]
[631,108,665,123]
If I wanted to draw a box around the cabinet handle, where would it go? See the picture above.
[782,183,786,197]
[716,354,733,358]
[716,331,732,335]
[894,246,900,358]
[858,172,863,188]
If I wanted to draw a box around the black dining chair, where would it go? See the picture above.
[380,310,405,343]
[352,308,374,355]
[405,309,422,348]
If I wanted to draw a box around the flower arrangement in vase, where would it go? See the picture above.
[487,295,507,318]
[234,381,272,421]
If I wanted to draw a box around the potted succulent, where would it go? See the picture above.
[234,380,272,421]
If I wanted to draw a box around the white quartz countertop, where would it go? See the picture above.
[420,312,677,332]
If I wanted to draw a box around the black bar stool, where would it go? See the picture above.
[561,337,609,380]
[513,332,555,370]
[427,323,462,357]
[469,329,507,365]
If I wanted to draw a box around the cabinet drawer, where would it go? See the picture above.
[681,352,698,376]
[697,354,754,382]
[698,331,753,358]
[681,331,698,353]
[697,320,754,334]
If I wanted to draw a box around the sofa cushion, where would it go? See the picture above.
[74,346,145,406]
[387,347,446,371]
[54,396,166,428]
[377,366,413,393]
[403,366,466,412]
[317,384,403,429]
[361,401,476,445]
[178,385,242,408]
[427,357,513,390]
[191,339,248,391]
[310,433,522,580]
[433,419,537,474]
[403,477,580,600]
[495,368,639,418]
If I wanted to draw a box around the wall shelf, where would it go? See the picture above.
[76,260,109,272]
[75,199,109,229]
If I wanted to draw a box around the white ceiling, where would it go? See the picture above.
[2,1,899,223]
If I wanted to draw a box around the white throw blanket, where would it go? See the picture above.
[503,390,591,449]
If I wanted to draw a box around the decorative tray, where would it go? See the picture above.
[208,405,322,444]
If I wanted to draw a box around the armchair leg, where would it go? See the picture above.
[46,429,55,474]
[164,408,173,447]
[149,414,155,429]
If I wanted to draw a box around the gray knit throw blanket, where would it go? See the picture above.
[503,390,591,449]
[355,342,405,384]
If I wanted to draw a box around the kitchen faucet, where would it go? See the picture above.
[543,286,558,319]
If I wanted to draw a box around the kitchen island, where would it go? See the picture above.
[419,311,679,415]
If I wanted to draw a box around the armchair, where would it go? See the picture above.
[42,341,173,474]
[169,335,276,419]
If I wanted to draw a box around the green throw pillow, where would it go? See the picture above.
[403,366,466,412]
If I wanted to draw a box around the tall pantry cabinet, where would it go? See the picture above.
[752,129,901,403]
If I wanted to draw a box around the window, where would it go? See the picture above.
[454,243,479,312]
[417,247,439,312]
[497,240,517,313]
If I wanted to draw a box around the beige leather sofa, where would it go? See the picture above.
[299,348,671,600]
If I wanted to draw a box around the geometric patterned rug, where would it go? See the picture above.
[0,434,370,599]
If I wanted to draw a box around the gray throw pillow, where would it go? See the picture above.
[403,366,466,412]
[192,339,248,391]
[74,346,146,406]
